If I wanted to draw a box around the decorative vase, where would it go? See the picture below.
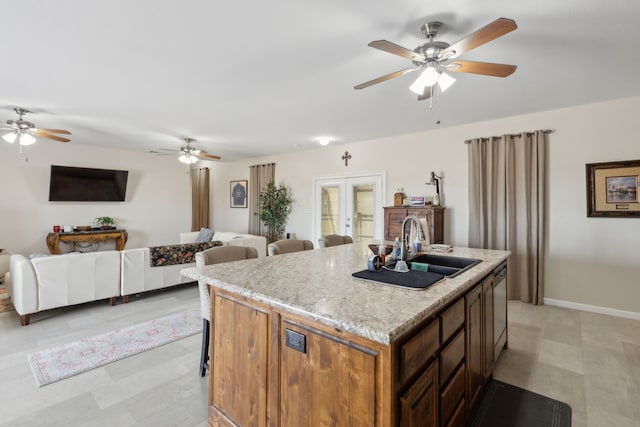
[433,193,440,206]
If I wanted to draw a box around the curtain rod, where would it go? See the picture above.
[464,129,553,144]
[249,162,276,168]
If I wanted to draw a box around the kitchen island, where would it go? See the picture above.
[182,241,510,427]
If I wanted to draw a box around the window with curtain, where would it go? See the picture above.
[248,163,275,236]
[190,167,210,231]
[467,130,548,304]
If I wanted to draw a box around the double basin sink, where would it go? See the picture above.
[407,253,482,279]
[354,253,482,290]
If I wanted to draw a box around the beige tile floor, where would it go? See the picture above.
[0,284,209,427]
[1,286,639,426]
[493,301,640,427]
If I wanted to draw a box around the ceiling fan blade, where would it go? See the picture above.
[368,40,426,62]
[35,130,71,142]
[196,152,221,160]
[37,128,71,135]
[439,18,517,60]
[354,68,418,90]
[447,60,517,77]
[417,87,433,101]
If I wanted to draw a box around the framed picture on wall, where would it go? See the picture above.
[586,159,640,217]
[230,180,248,208]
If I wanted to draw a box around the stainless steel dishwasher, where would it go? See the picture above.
[493,263,508,360]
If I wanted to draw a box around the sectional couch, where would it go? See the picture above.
[4,231,267,325]
[6,251,121,325]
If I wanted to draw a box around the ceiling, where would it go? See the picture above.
[2,0,639,162]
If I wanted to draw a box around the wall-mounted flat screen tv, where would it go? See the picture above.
[48,165,129,202]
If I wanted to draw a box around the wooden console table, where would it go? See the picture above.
[46,229,128,254]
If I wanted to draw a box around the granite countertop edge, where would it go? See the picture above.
[182,243,510,345]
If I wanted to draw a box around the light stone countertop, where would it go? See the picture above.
[182,241,510,345]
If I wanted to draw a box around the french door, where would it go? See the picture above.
[313,173,384,243]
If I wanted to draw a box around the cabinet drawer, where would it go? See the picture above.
[444,398,466,427]
[400,360,439,427]
[440,298,464,343]
[401,318,440,384]
[441,363,465,423]
[440,329,464,384]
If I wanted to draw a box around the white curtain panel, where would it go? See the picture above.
[468,130,547,304]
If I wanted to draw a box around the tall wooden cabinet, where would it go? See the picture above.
[383,206,445,244]
[464,274,495,414]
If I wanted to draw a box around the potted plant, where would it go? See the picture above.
[95,216,116,230]
[258,181,293,244]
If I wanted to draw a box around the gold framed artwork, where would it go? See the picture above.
[586,159,640,217]
[230,180,248,208]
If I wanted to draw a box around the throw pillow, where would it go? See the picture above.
[195,227,215,243]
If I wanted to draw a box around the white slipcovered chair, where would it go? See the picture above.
[317,234,353,248]
[195,245,258,376]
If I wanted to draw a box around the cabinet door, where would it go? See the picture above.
[210,294,270,427]
[280,322,378,427]
[482,277,494,378]
[384,207,407,240]
[400,360,439,427]
[465,284,483,412]
[384,206,445,244]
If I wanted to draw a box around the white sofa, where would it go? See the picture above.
[5,251,121,325]
[120,231,267,302]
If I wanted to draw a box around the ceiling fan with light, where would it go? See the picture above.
[156,137,221,164]
[354,18,518,101]
[1,107,71,145]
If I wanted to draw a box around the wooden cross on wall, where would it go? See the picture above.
[341,151,351,167]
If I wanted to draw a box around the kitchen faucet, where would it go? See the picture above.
[399,215,424,262]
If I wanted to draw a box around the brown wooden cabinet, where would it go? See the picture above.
[206,268,506,427]
[208,291,391,427]
[383,206,445,244]
[280,320,378,426]
[465,284,483,413]
[465,275,495,414]
[400,360,439,427]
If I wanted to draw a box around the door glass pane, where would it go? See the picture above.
[352,184,374,241]
[321,186,340,236]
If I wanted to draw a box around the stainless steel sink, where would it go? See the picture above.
[408,254,481,278]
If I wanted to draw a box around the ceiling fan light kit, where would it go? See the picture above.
[2,131,37,146]
[173,137,221,164]
[178,153,198,164]
[1,107,72,146]
[354,18,518,102]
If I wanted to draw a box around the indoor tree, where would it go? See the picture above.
[258,181,293,243]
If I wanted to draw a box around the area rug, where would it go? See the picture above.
[0,282,15,313]
[469,378,572,427]
[28,308,201,387]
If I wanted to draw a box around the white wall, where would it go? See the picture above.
[3,97,637,314]
[0,141,192,255]
[210,97,640,314]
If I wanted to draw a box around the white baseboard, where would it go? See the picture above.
[544,298,640,321]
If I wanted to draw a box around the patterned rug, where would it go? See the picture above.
[28,308,201,387]
[0,281,14,313]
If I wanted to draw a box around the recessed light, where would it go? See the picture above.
[318,137,330,146]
